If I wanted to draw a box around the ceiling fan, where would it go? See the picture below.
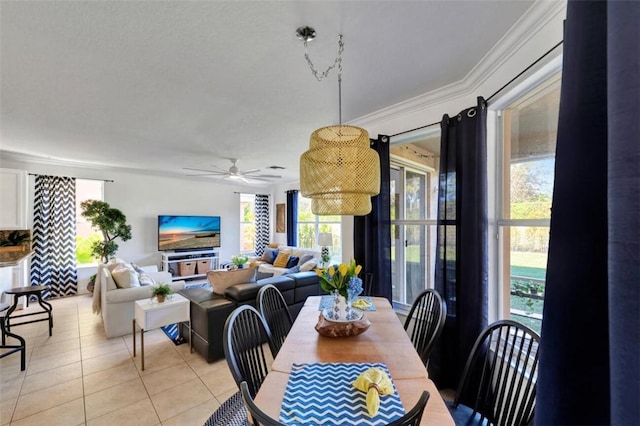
[184,158,281,183]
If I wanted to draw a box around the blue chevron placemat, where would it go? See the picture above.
[318,296,376,311]
[279,363,405,425]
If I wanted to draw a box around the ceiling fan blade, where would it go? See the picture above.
[210,164,231,173]
[241,168,261,175]
[183,167,227,175]
[253,174,282,179]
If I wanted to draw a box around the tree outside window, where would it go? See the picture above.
[75,179,104,264]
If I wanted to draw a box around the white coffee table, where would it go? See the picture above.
[133,293,190,370]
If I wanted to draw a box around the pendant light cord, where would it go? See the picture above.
[300,32,345,125]
[338,72,342,125]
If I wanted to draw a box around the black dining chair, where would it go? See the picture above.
[223,305,274,398]
[203,391,249,426]
[257,284,293,357]
[404,289,447,366]
[241,380,430,426]
[448,320,540,426]
[240,381,286,426]
[388,390,431,426]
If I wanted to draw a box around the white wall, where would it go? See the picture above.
[0,157,273,272]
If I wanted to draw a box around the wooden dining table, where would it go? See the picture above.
[254,296,454,425]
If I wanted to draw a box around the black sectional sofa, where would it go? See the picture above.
[178,271,320,362]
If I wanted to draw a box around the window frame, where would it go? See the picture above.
[239,193,256,255]
[75,179,105,267]
[296,194,342,261]
[490,58,562,332]
[389,156,437,311]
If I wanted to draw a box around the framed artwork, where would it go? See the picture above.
[276,203,285,233]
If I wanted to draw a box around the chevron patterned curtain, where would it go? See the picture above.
[31,175,78,298]
[254,194,270,256]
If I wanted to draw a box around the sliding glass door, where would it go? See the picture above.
[391,163,437,306]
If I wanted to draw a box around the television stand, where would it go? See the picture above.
[161,249,219,282]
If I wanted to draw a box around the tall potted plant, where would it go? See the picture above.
[80,200,132,263]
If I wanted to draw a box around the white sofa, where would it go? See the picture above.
[253,246,321,276]
[92,263,185,338]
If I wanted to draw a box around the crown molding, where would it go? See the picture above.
[0,150,114,170]
[353,0,566,129]
[0,150,283,189]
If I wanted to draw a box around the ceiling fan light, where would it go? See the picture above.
[300,125,380,216]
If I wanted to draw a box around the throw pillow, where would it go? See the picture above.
[299,259,318,272]
[268,242,279,248]
[101,267,118,291]
[285,256,299,269]
[297,254,313,266]
[131,263,156,287]
[111,265,140,288]
[273,251,290,268]
[106,259,127,272]
[208,267,257,295]
[261,248,277,263]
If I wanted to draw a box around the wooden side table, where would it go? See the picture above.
[133,294,190,370]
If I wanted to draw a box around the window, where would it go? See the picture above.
[240,193,256,253]
[297,194,342,262]
[75,179,104,265]
[497,76,560,334]
[389,141,439,307]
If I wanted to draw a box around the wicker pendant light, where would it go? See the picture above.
[300,125,380,215]
[296,27,380,215]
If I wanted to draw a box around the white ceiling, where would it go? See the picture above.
[0,0,537,184]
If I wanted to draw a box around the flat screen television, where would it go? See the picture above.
[158,215,221,251]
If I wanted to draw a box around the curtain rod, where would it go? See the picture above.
[486,40,563,103]
[28,173,113,183]
[389,120,440,138]
[389,39,564,138]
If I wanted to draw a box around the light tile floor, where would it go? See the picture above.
[0,294,255,426]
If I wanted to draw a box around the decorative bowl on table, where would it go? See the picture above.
[315,308,371,338]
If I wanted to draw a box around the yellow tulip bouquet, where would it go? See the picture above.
[316,259,363,300]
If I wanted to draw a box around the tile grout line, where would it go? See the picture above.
[6,302,42,425]
[77,298,89,426]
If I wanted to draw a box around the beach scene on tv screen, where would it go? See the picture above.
[158,216,220,251]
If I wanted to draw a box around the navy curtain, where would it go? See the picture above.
[30,175,78,299]
[536,1,639,424]
[353,135,392,300]
[431,97,488,390]
[286,190,298,247]
[254,194,269,256]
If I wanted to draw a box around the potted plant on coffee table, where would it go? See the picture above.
[151,283,173,303]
